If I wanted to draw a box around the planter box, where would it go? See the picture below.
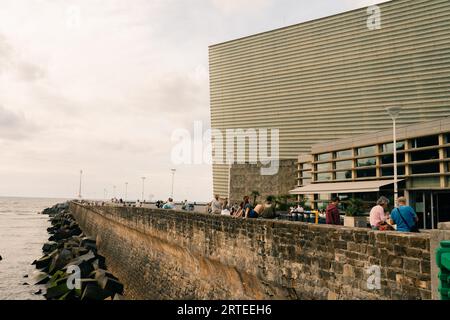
[344,216,368,228]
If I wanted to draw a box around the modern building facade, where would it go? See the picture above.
[291,117,450,229]
[209,0,450,198]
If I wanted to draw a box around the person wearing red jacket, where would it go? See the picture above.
[326,197,341,225]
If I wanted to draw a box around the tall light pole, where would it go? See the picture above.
[78,170,83,199]
[141,177,146,203]
[386,107,402,207]
[227,151,233,201]
[170,169,176,199]
[124,182,128,202]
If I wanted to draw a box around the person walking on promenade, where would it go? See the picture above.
[370,196,391,230]
[211,194,222,214]
[389,197,419,232]
[326,197,341,225]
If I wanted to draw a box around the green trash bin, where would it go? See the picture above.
[436,240,450,300]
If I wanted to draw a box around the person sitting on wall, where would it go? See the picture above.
[163,198,175,210]
[260,196,277,219]
[221,198,231,215]
[233,202,245,218]
[326,197,341,225]
[389,197,419,232]
[243,196,258,219]
[210,194,222,215]
[370,196,393,230]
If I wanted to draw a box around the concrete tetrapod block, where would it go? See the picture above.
[81,283,113,301]
[98,276,124,295]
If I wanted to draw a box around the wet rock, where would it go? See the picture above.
[34,201,125,301]
[46,282,70,300]
[81,283,112,301]
[42,241,58,253]
[99,276,124,295]
[49,249,73,275]
[31,271,50,285]
[34,289,43,295]
[81,238,97,252]
[113,294,126,300]
[34,255,52,270]
[74,279,98,298]
[90,269,118,281]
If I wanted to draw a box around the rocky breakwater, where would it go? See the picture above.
[32,202,125,300]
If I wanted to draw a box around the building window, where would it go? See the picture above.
[381,141,405,153]
[411,135,439,149]
[381,166,405,177]
[357,146,376,156]
[316,163,331,172]
[335,160,353,170]
[336,171,352,180]
[302,171,312,179]
[357,157,376,167]
[303,163,312,170]
[335,149,352,159]
[411,163,440,174]
[410,149,440,162]
[356,168,377,178]
[381,153,405,164]
[446,148,450,158]
[316,173,332,182]
[317,153,332,161]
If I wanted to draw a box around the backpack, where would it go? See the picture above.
[396,208,419,233]
[261,205,276,219]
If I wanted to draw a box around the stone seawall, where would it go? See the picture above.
[69,202,432,300]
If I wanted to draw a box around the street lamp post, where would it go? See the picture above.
[170,169,176,199]
[141,177,146,203]
[78,170,83,199]
[227,151,233,201]
[386,107,403,207]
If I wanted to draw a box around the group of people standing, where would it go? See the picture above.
[208,194,277,219]
[325,196,419,232]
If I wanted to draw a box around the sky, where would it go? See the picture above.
[0,0,388,201]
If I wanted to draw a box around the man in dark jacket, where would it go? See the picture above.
[326,197,341,225]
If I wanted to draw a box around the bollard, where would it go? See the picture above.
[436,240,450,300]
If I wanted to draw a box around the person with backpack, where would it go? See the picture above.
[389,197,419,232]
[260,196,277,219]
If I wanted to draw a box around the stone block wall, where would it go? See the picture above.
[70,202,432,300]
[229,159,297,205]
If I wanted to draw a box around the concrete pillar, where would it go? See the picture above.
[430,222,450,300]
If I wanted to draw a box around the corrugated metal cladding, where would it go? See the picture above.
[209,0,450,197]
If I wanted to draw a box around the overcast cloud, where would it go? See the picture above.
[0,0,387,201]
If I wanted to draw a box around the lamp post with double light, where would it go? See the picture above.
[386,106,402,207]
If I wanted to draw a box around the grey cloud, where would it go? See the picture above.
[0,105,39,140]
[0,33,45,82]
